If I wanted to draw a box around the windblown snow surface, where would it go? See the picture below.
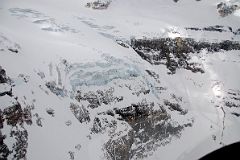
[0,0,240,160]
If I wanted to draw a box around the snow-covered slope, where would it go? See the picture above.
[0,0,240,160]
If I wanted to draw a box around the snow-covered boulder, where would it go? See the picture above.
[217,2,240,17]
[85,0,112,10]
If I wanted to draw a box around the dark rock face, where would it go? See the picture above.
[2,103,32,127]
[1,103,32,159]
[224,89,240,109]
[10,129,28,160]
[225,101,240,108]
[85,0,111,10]
[46,108,55,117]
[0,66,11,159]
[70,103,90,123]
[186,25,240,35]
[186,25,233,33]
[105,108,191,159]
[91,116,118,134]
[0,67,8,84]
[105,131,134,160]
[23,106,33,125]
[217,2,239,17]
[164,100,187,115]
[0,131,10,160]
[232,112,240,117]
[203,25,228,32]
[99,99,192,159]
[3,103,24,126]
[8,48,18,53]
[130,121,186,159]
[46,81,67,97]
[76,91,100,109]
[114,101,155,122]
[130,37,240,73]
[0,35,21,54]
[34,113,43,127]
[75,88,123,109]
[235,28,240,35]
[0,66,32,160]
[0,84,12,97]
[68,151,74,160]
[0,110,3,129]
[116,40,129,48]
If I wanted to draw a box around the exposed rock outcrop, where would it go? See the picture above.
[46,81,67,97]
[0,35,21,54]
[70,103,90,123]
[131,37,240,73]
[0,66,32,160]
[85,0,111,10]
[75,88,123,109]
[103,100,192,159]
[217,2,239,17]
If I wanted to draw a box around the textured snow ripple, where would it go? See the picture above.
[0,34,21,54]
[9,8,44,18]
[9,8,79,33]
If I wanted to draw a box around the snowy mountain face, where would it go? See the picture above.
[0,0,240,160]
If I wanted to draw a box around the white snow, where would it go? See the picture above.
[0,0,240,160]
[0,95,17,109]
[0,83,11,94]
